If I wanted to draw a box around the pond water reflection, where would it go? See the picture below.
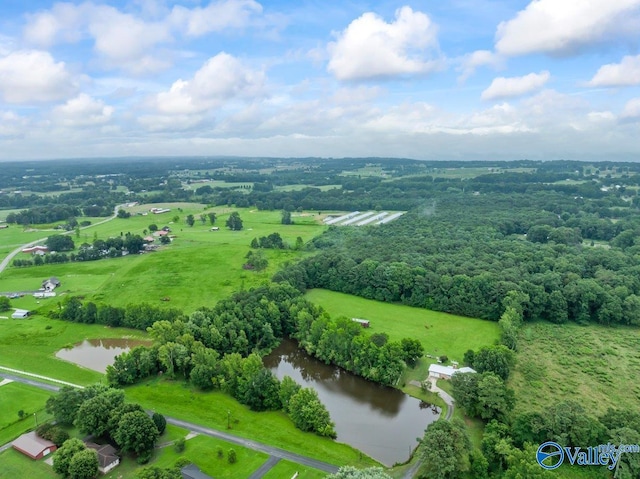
[56,338,150,373]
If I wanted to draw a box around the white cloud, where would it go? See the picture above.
[621,98,640,119]
[0,50,78,103]
[0,111,29,137]
[458,50,503,82]
[495,0,640,56]
[52,94,114,127]
[481,71,550,100]
[152,53,265,116]
[588,55,640,87]
[169,0,262,36]
[327,6,440,81]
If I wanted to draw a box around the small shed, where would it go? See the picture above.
[11,309,30,319]
[12,431,57,460]
[351,318,370,328]
[86,442,120,474]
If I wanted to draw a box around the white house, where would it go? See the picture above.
[86,442,120,474]
[11,309,30,319]
[428,363,476,380]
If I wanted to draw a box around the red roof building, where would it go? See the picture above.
[12,431,57,460]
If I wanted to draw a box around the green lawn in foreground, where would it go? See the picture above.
[0,315,147,385]
[512,321,640,415]
[0,449,53,479]
[0,382,52,431]
[152,434,269,479]
[1,205,327,313]
[305,289,500,362]
[126,378,378,469]
[261,459,328,479]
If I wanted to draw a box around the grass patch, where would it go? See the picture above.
[305,289,500,362]
[0,382,52,432]
[125,378,378,469]
[261,459,327,479]
[0,448,54,479]
[512,321,640,415]
[0,315,147,385]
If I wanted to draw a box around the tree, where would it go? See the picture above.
[471,345,515,381]
[288,388,336,438]
[152,412,167,435]
[244,250,268,271]
[199,214,206,224]
[226,212,243,231]
[149,224,158,232]
[75,389,125,436]
[136,467,182,479]
[281,210,293,225]
[400,338,424,366]
[68,448,99,479]
[53,438,86,477]
[476,373,515,421]
[0,296,10,311]
[207,212,217,225]
[420,419,471,479]
[186,214,195,227]
[114,411,160,456]
[238,367,282,411]
[46,384,109,425]
[227,449,237,464]
[326,467,393,478]
[159,235,171,245]
[117,209,131,219]
[279,375,301,413]
[46,234,75,252]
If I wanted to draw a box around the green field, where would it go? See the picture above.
[511,321,640,415]
[126,379,378,470]
[262,459,327,479]
[1,204,327,313]
[0,449,53,479]
[305,289,500,362]
[0,315,147,385]
[0,382,53,445]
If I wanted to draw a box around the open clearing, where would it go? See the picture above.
[511,321,640,415]
[1,205,326,313]
[305,289,500,362]
[0,382,53,445]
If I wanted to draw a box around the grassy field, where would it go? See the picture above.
[126,378,379,469]
[0,315,147,385]
[0,382,53,445]
[511,321,640,415]
[0,449,53,479]
[262,459,327,479]
[1,204,327,313]
[305,289,500,362]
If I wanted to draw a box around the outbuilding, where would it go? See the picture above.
[12,431,57,460]
[181,463,215,479]
[85,442,120,474]
[11,309,30,319]
[428,363,476,380]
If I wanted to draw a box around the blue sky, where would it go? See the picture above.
[0,0,639,161]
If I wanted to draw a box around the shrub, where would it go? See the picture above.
[174,457,191,468]
[228,449,237,464]
[174,437,185,453]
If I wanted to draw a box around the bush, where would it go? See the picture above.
[152,412,167,435]
[227,449,237,464]
[174,437,185,453]
[216,446,224,459]
[174,456,191,468]
[136,451,152,465]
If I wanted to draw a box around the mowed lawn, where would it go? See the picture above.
[126,379,379,470]
[1,205,327,313]
[511,321,640,415]
[0,449,53,479]
[0,315,147,385]
[0,382,53,444]
[305,289,500,361]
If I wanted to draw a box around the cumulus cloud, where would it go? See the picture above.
[0,50,78,103]
[495,0,640,56]
[481,71,550,100]
[588,55,640,87]
[169,0,262,36]
[0,111,29,137]
[327,6,440,81]
[458,50,503,82]
[151,53,265,116]
[52,94,114,127]
[621,98,640,120]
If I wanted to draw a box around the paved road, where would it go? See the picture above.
[0,372,340,475]
[0,204,123,276]
[246,455,280,479]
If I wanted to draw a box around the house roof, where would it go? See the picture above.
[12,431,55,458]
[181,464,214,479]
[85,442,119,468]
[428,364,476,377]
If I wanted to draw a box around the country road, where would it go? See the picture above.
[0,371,340,475]
[0,204,122,276]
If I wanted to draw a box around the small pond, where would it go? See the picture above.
[56,338,150,373]
[264,339,440,466]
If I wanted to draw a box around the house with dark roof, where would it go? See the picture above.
[181,463,214,479]
[41,277,61,291]
[85,442,120,474]
[12,431,57,460]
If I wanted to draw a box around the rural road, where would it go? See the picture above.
[0,371,340,475]
[0,204,123,276]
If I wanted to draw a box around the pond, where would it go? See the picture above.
[56,338,150,373]
[263,339,440,466]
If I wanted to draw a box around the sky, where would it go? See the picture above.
[0,0,640,161]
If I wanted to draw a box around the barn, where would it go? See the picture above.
[12,431,57,460]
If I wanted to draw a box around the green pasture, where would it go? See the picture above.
[0,382,53,444]
[0,315,147,385]
[0,449,53,479]
[1,205,327,312]
[126,378,379,469]
[305,289,500,362]
[511,321,640,415]
[153,434,269,478]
